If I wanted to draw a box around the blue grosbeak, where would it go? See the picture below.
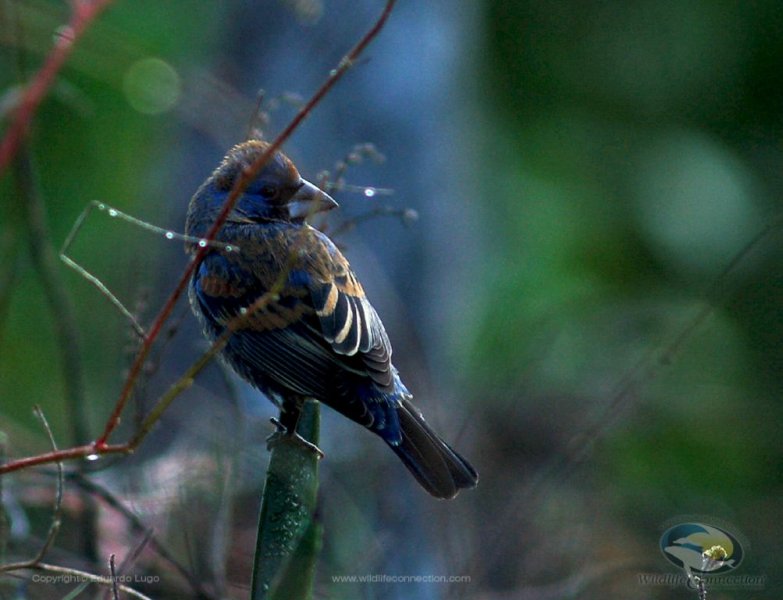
[185,141,478,499]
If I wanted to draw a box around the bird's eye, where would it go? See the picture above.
[259,185,278,199]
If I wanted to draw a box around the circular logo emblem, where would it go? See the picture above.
[660,522,743,575]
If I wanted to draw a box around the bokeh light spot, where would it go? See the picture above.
[123,57,181,115]
[632,130,763,277]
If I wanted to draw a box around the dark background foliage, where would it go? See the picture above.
[1,0,781,598]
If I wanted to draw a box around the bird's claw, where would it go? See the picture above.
[266,417,325,459]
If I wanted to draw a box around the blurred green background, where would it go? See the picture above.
[1,0,782,598]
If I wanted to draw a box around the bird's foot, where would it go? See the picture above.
[266,417,325,459]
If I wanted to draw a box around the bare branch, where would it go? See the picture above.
[0,0,398,476]
[17,562,153,600]
[330,205,418,240]
[28,406,63,566]
[59,200,236,340]
[109,554,120,600]
[66,471,215,598]
[0,0,115,174]
[0,406,64,572]
[0,443,128,476]
[94,0,398,450]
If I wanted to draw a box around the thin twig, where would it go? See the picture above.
[0,0,115,174]
[0,406,65,572]
[127,259,290,448]
[81,222,308,459]
[244,89,305,140]
[129,209,333,454]
[330,205,417,239]
[66,471,215,599]
[246,89,268,140]
[13,144,102,561]
[59,201,146,339]
[0,443,128,475]
[15,562,153,600]
[109,554,120,600]
[315,142,392,235]
[29,406,64,566]
[93,0,398,450]
[116,528,153,579]
[0,0,398,474]
[59,200,238,340]
[98,513,158,600]
[322,142,386,191]
[15,148,90,448]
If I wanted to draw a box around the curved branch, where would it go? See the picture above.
[0,0,399,475]
[0,1,115,175]
[95,0,398,448]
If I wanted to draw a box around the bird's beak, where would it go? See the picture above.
[288,179,338,220]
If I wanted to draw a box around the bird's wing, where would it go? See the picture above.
[193,225,396,396]
[192,251,337,398]
[297,229,395,391]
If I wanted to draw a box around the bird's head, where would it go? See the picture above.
[187,141,337,236]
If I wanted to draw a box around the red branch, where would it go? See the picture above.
[0,1,114,175]
[94,0,397,448]
[0,443,128,473]
[0,0,398,475]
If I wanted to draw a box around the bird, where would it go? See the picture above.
[185,140,478,499]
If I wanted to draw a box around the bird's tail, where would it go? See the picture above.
[388,399,478,499]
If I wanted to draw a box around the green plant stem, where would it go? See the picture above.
[15,149,90,446]
[13,148,99,563]
[251,400,322,600]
